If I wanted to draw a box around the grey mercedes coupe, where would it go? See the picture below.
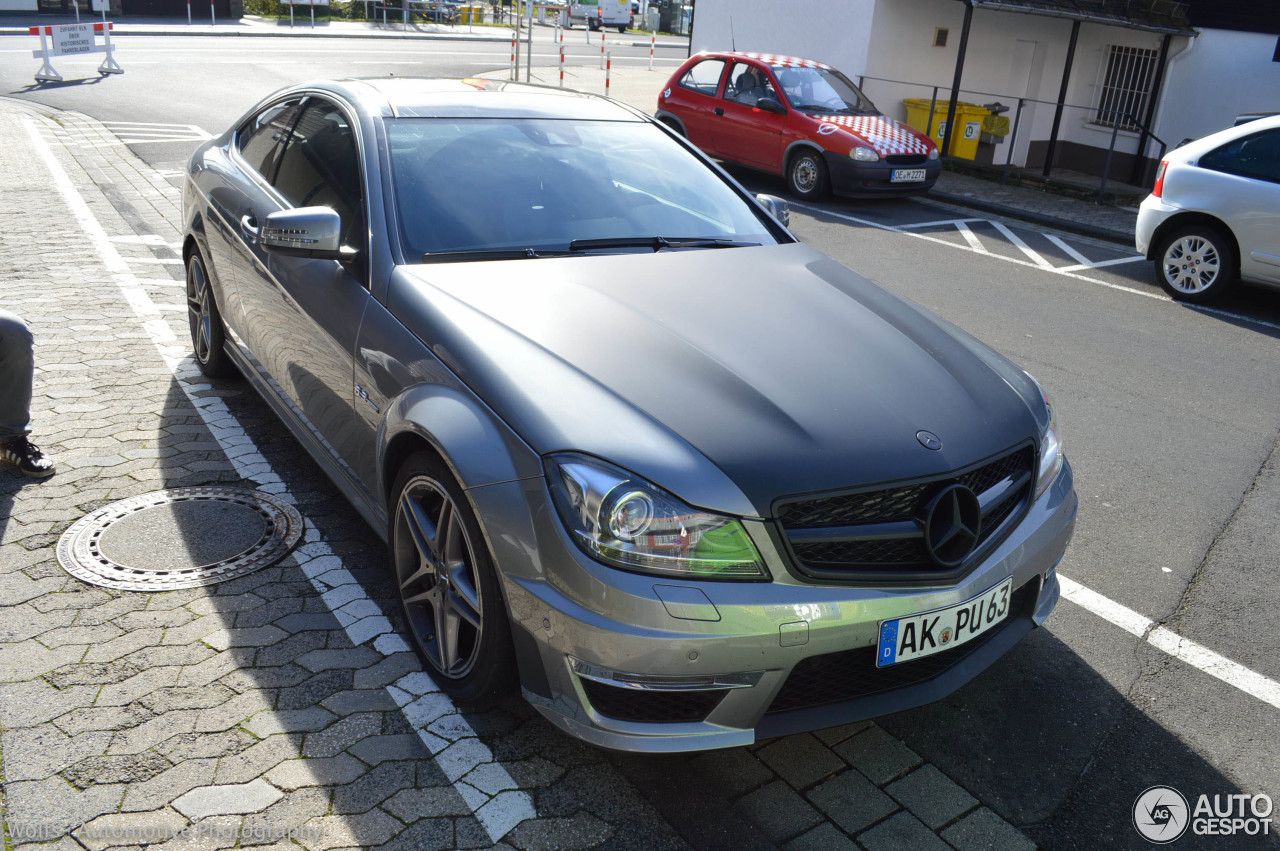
[181,78,1077,752]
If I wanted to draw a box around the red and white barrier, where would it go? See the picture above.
[559,45,565,88]
[605,51,611,97]
[29,22,122,83]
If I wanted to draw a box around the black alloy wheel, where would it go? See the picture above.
[390,452,515,702]
[185,250,233,378]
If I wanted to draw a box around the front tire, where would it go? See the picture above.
[185,249,233,378]
[787,149,829,200]
[1155,224,1239,303]
[390,452,516,704]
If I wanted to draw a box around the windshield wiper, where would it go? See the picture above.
[421,247,566,264]
[568,236,758,253]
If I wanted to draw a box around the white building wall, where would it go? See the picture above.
[1154,29,1280,146]
[691,0,876,78]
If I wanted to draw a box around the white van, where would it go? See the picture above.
[569,0,630,32]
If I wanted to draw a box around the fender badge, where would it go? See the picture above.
[817,123,839,135]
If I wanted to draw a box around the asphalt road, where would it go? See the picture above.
[4,31,1280,849]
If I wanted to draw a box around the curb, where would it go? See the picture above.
[0,25,510,40]
[926,190,1133,246]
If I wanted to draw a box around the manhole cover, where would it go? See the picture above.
[57,487,304,591]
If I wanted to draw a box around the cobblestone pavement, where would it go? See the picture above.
[0,96,1036,850]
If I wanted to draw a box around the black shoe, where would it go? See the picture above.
[0,437,55,478]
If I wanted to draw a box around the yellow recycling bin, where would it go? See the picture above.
[903,99,991,160]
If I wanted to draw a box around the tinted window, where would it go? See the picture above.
[727,62,779,106]
[679,59,726,96]
[1200,129,1280,184]
[237,100,302,179]
[386,118,780,258]
[272,99,364,246]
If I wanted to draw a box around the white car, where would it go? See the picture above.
[1135,114,1280,303]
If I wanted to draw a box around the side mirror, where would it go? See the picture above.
[755,193,790,227]
[260,207,353,261]
[756,97,786,114]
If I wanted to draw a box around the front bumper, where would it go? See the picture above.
[824,152,942,198]
[470,460,1076,753]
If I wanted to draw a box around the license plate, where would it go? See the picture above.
[876,578,1013,667]
[891,168,927,182]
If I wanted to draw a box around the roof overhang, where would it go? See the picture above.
[964,0,1197,35]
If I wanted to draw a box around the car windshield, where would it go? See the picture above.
[771,66,877,114]
[385,118,779,260]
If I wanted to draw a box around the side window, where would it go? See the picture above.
[728,62,779,106]
[237,100,302,180]
[1200,130,1280,184]
[679,59,726,96]
[272,99,364,247]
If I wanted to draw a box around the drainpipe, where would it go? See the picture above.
[1146,32,1199,152]
[1130,33,1172,186]
[941,0,974,158]
[1041,18,1080,177]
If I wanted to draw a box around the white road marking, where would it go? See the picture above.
[1058,576,1280,711]
[790,201,1280,333]
[953,221,987,254]
[990,219,1053,269]
[26,117,535,842]
[900,217,988,229]
[1056,255,1145,273]
[1044,233,1094,267]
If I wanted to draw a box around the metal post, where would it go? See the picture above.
[513,5,520,77]
[559,44,564,87]
[1001,97,1024,184]
[74,0,79,22]
[1042,19,1080,177]
[210,0,215,25]
[941,0,973,158]
[925,85,938,137]
[600,30,605,69]
[290,0,294,25]
[309,0,314,27]
[1098,109,1123,204]
[649,30,654,71]
[606,50,611,96]
[510,29,516,79]
[187,0,191,24]
[1131,32,1172,186]
[525,0,532,82]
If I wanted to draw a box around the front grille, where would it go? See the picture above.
[884,154,928,166]
[777,445,1035,582]
[580,680,727,724]
[766,581,1034,714]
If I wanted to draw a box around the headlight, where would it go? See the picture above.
[850,146,880,162]
[928,146,940,160]
[547,453,767,580]
[1028,375,1064,498]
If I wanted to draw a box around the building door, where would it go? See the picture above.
[1001,39,1045,168]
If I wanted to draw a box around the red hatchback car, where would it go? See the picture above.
[657,52,941,200]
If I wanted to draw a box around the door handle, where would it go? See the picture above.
[714,107,724,117]
[240,214,260,240]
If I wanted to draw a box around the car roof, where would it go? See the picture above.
[291,78,646,122]
[1170,113,1280,161]
[700,51,834,71]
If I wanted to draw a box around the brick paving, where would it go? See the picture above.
[0,95,1040,850]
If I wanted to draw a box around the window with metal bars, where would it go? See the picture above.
[1094,45,1159,132]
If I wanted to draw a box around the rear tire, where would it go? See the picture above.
[659,117,685,137]
[787,149,829,200]
[185,249,234,378]
[390,452,516,704]
[1155,223,1239,304]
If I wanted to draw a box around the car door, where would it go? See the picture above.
[671,57,728,155]
[235,96,373,483]
[716,60,788,172]
[203,97,303,342]
[1199,128,1280,284]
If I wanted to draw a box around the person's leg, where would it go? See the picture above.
[0,308,33,441]
[0,309,53,478]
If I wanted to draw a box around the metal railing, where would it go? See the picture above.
[853,73,1167,202]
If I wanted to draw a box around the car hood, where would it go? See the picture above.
[811,113,934,156]
[389,243,1040,517]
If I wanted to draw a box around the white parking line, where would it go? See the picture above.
[990,220,1053,269]
[26,117,536,843]
[1058,576,1280,711]
[900,217,988,229]
[790,201,1280,333]
[953,221,988,254]
[1056,255,1145,273]
[1043,232,1095,267]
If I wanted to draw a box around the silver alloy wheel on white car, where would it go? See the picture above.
[1162,234,1221,294]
